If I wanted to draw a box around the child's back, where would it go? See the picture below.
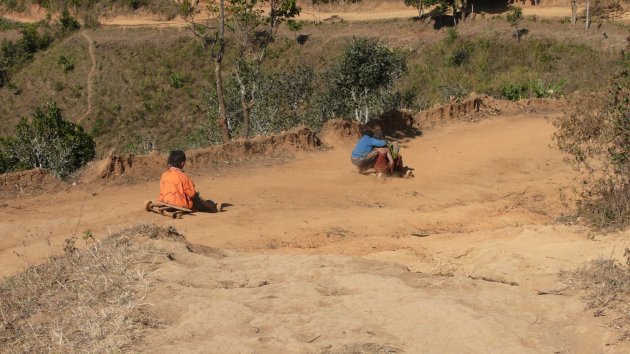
[158,166,196,209]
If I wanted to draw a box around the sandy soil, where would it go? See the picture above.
[2,112,630,351]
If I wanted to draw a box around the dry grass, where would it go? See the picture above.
[562,255,630,342]
[0,224,184,353]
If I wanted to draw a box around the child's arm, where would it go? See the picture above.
[182,174,197,199]
[386,148,394,172]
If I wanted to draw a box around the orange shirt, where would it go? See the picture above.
[158,167,196,209]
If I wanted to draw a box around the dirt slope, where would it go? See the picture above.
[2,112,630,351]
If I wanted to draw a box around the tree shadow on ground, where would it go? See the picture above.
[418,0,513,29]
[367,110,422,140]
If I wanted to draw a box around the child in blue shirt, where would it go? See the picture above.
[351,127,393,172]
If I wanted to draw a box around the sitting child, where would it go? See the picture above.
[372,131,413,178]
[158,150,222,213]
[351,126,393,172]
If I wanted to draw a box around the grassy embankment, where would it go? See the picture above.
[0,15,627,155]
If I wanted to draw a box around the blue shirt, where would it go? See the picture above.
[351,135,387,159]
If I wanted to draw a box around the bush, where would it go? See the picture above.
[169,72,189,89]
[59,9,81,34]
[0,24,52,87]
[501,82,527,101]
[58,55,74,72]
[325,38,407,123]
[553,62,630,230]
[1,102,96,178]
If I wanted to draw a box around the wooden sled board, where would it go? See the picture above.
[145,200,193,219]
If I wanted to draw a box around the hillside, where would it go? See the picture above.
[1,2,629,351]
[0,16,627,155]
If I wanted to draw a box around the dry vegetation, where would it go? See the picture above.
[563,255,630,342]
[0,225,185,353]
[553,47,629,230]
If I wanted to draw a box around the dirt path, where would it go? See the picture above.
[78,31,96,124]
[6,4,627,27]
[100,5,591,27]
[1,113,630,351]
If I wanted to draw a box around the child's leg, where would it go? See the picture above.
[192,193,220,213]
[374,147,394,173]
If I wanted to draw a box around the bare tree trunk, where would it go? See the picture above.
[236,75,255,139]
[463,0,469,21]
[585,0,591,30]
[453,4,458,26]
[240,96,251,139]
[214,62,230,143]
[215,0,231,143]
[571,0,577,24]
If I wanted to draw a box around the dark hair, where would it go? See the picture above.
[361,127,373,137]
[168,150,186,168]
[373,127,384,139]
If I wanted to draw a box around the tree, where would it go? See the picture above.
[585,0,591,30]
[506,6,523,42]
[182,0,231,143]
[0,102,96,178]
[404,0,427,18]
[226,0,301,138]
[327,38,407,123]
[183,0,300,140]
[571,0,577,24]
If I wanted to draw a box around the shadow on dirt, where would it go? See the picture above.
[367,110,423,140]
[410,0,512,29]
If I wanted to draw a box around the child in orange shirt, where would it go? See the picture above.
[158,150,222,213]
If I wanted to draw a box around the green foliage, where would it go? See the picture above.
[0,16,24,30]
[445,28,459,45]
[506,6,524,42]
[286,19,302,33]
[403,0,422,9]
[326,38,407,123]
[0,102,95,178]
[58,55,75,72]
[18,25,53,55]
[506,6,523,27]
[0,25,52,87]
[404,34,605,106]
[211,64,317,136]
[501,79,566,101]
[59,9,81,34]
[501,82,527,101]
[169,72,189,88]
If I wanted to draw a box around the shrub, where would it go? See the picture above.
[0,16,23,30]
[501,82,527,101]
[553,62,630,230]
[59,9,81,34]
[58,55,75,72]
[325,38,407,123]
[0,24,52,87]
[1,102,96,178]
[169,72,189,89]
